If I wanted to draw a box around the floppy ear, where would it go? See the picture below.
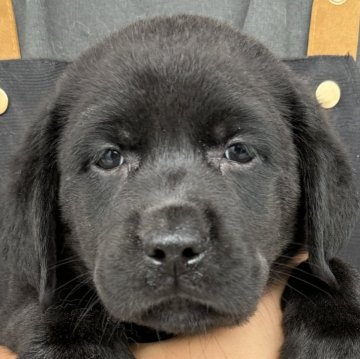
[290,83,359,288]
[1,102,63,308]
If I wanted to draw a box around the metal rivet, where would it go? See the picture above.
[329,0,347,5]
[315,80,341,109]
[0,88,9,115]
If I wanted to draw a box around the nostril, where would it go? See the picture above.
[143,234,207,267]
[149,248,166,261]
[182,247,199,260]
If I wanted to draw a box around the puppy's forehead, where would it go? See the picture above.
[72,65,284,151]
[62,18,293,151]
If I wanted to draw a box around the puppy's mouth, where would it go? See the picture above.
[130,296,247,334]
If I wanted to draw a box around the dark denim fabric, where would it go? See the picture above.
[12,0,314,62]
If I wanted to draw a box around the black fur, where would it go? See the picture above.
[0,15,359,358]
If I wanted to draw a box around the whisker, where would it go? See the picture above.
[49,255,81,270]
[272,261,323,281]
[61,277,92,304]
[55,272,89,293]
[108,321,122,345]
[72,292,99,335]
[275,253,324,271]
[99,314,112,345]
[271,269,335,301]
[271,274,315,304]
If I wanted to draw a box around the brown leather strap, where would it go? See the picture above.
[0,0,21,60]
[308,0,360,59]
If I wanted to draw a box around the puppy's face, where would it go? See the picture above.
[57,17,301,333]
[53,16,302,334]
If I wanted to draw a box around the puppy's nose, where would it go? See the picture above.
[139,203,210,273]
[144,233,207,270]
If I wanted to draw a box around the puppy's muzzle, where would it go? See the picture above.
[139,203,210,276]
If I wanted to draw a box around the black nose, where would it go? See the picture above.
[140,203,210,274]
[144,233,207,270]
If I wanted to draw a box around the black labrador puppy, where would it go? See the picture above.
[0,15,359,359]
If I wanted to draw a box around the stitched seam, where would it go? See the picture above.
[344,58,360,106]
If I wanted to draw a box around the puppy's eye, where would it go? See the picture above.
[96,149,124,170]
[224,143,254,163]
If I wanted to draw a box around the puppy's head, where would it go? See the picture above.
[2,15,358,334]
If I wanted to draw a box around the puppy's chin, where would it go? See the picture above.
[131,298,253,334]
[96,285,258,334]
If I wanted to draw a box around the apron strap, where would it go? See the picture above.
[0,0,21,60]
[308,0,360,59]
